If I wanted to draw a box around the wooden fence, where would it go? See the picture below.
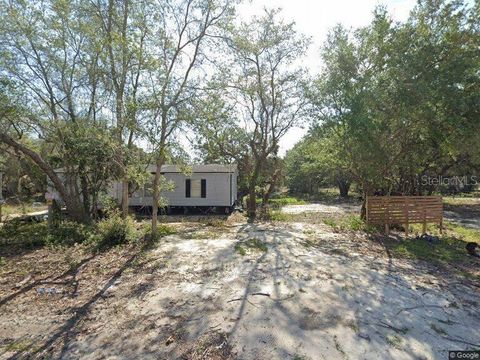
[366,196,443,237]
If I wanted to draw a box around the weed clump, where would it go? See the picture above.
[234,237,268,255]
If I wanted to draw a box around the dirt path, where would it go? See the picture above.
[1,221,478,359]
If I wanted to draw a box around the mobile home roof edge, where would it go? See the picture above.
[53,164,238,173]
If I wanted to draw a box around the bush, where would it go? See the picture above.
[0,219,91,249]
[46,221,91,247]
[91,213,137,249]
[0,220,47,248]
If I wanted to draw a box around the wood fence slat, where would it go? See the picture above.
[366,196,443,237]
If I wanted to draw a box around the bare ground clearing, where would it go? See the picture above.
[0,218,479,360]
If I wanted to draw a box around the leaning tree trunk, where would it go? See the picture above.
[262,167,281,208]
[0,132,89,223]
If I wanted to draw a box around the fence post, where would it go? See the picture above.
[385,197,390,235]
[404,197,409,238]
[422,207,427,234]
[365,196,369,226]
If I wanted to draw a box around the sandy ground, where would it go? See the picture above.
[281,203,360,215]
[1,221,479,359]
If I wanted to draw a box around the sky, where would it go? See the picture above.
[236,0,418,155]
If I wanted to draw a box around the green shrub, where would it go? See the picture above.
[46,221,91,247]
[0,219,91,249]
[92,213,137,249]
[0,220,48,248]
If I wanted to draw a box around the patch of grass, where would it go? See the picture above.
[323,218,337,227]
[265,210,293,222]
[268,196,307,207]
[443,196,480,206]
[234,243,246,256]
[245,237,267,251]
[445,221,480,244]
[4,338,33,352]
[0,203,45,217]
[202,218,227,228]
[391,235,470,264]
[184,230,219,239]
[386,334,403,349]
[234,237,268,256]
[324,215,376,233]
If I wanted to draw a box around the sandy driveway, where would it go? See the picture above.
[1,221,478,359]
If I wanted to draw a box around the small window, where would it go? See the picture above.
[185,179,206,198]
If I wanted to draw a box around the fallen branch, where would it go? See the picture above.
[377,320,409,334]
[227,292,271,303]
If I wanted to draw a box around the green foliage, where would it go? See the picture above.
[391,236,467,264]
[91,213,137,249]
[264,210,292,222]
[446,223,480,244]
[45,221,91,247]
[234,237,268,255]
[142,223,176,242]
[323,215,376,233]
[193,9,310,215]
[295,1,480,197]
[234,243,246,256]
[0,219,90,248]
[256,196,307,208]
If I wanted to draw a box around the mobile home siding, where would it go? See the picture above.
[50,164,238,208]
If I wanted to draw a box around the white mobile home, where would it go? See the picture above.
[48,164,238,213]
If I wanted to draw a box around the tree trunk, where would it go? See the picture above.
[248,185,257,218]
[262,167,281,207]
[360,183,373,220]
[121,180,129,216]
[0,132,89,223]
[151,152,165,237]
[80,171,90,214]
[247,163,261,218]
[336,177,350,198]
